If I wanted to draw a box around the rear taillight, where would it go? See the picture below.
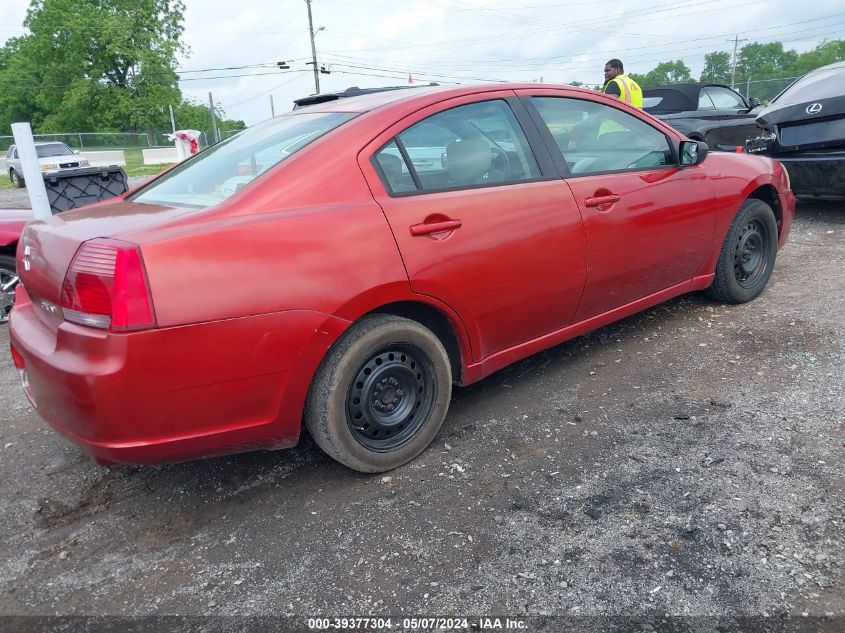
[60,239,156,331]
[10,343,25,370]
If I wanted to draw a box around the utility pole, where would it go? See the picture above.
[168,104,176,134]
[270,94,276,117]
[306,0,320,94]
[728,34,748,89]
[208,92,220,144]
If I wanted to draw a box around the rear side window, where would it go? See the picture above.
[373,99,541,194]
[374,141,417,193]
[531,97,673,175]
[131,112,354,208]
[773,65,845,104]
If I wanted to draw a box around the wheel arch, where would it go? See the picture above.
[364,300,466,384]
[746,184,783,239]
[0,241,17,258]
[274,295,473,446]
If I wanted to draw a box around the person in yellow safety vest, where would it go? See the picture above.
[603,59,643,108]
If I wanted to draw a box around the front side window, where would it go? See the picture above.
[703,87,746,109]
[131,112,354,208]
[531,97,674,175]
[373,99,541,194]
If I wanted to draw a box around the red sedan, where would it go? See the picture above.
[9,84,794,472]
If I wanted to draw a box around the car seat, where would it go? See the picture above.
[446,138,491,186]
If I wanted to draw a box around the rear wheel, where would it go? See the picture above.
[706,198,778,303]
[304,314,452,473]
[9,169,24,188]
[0,254,18,324]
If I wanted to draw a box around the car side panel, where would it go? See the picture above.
[0,221,26,248]
[692,153,795,278]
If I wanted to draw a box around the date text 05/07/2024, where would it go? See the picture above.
[306,617,528,630]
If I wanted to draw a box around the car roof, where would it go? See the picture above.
[293,84,442,108]
[295,85,449,113]
[291,82,601,115]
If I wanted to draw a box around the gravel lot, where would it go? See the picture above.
[0,199,842,631]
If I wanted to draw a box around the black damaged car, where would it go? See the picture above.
[642,83,761,151]
[746,61,845,198]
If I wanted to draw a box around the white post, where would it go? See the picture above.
[11,122,52,220]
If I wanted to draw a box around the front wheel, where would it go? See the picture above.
[10,169,24,188]
[0,254,19,324]
[705,198,778,303]
[304,314,452,473]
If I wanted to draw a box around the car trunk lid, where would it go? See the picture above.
[17,200,196,332]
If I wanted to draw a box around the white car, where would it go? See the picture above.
[5,142,90,188]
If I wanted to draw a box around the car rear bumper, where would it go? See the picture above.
[9,284,342,466]
[778,188,795,249]
[776,152,845,197]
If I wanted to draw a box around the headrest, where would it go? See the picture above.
[446,137,491,184]
[377,152,403,179]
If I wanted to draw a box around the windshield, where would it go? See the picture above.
[131,112,355,208]
[772,64,845,105]
[36,143,74,158]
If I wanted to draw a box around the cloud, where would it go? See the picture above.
[2,0,842,126]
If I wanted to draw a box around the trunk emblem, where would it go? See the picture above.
[806,103,823,114]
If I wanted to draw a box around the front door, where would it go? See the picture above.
[524,92,717,321]
[361,96,587,361]
[700,85,759,149]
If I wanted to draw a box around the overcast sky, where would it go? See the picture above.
[1,0,843,127]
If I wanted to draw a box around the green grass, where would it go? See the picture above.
[0,147,172,189]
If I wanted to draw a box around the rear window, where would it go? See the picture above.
[36,143,74,158]
[773,65,845,105]
[131,112,355,208]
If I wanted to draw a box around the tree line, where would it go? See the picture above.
[1,1,844,142]
[0,0,244,144]
[625,39,845,101]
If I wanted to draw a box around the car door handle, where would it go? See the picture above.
[410,219,463,236]
[584,194,620,208]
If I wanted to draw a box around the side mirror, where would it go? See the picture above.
[680,140,709,166]
[749,97,761,108]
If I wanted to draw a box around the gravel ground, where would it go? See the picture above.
[0,200,842,631]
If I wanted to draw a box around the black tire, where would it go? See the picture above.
[304,314,452,473]
[705,198,778,304]
[9,169,24,188]
[0,254,18,325]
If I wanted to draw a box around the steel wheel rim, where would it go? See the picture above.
[733,219,770,288]
[0,266,17,324]
[346,344,436,452]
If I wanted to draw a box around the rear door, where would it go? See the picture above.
[359,92,587,361]
[521,90,716,321]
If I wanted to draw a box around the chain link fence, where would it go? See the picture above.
[0,127,245,153]
[737,76,799,104]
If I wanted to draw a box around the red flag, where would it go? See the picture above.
[408,72,413,85]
